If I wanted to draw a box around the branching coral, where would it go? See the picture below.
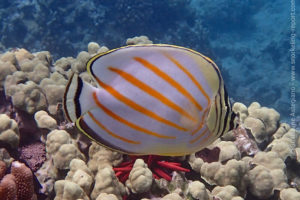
[248,165,274,199]
[200,159,249,193]
[5,78,47,114]
[0,114,20,149]
[267,128,298,161]
[125,159,153,193]
[280,188,300,200]
[91,166,127,200]
[126,36,153,45]
[88,142,123,174]
[53,143,85,170]
[0,59,17,87]
[247,151,288,198]
[96,193,119,200]
[54,180,89,200]
[65,159,94,195]
[244,102,280,144]
[161,192,183,200]
[39,72,68,115]
[34,110,57,130]
[211,185,244,200]
[46,129,85,170]
[187,181,210,200]
[215,141,241,163]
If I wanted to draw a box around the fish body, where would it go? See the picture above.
[63,44,236,156]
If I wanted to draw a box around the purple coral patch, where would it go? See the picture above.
[19,141,46,172]
[195,147,220,163]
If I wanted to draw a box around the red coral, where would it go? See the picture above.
[0,174,18,200]
[113,155,190,183]
[0,161,6,180]
[0,161,37,200]
[11,161,37,200]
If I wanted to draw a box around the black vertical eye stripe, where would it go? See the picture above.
[75,75,83,119]
[220,86,230,137]
[63,73,74,122]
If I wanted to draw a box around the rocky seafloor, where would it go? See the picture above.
[0,37,300,200]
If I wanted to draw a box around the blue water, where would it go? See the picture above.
[0,0,299,125]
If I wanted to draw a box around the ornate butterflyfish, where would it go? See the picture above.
[63,44,237,156]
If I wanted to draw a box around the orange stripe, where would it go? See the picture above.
[191,107,209,136]
[134,56,203,111]
[92,92,175,139]
[189,127,209,144]
[163,53,211,105]
[95,78,187,132]
[108,67,196,122]
[87,111,140,144]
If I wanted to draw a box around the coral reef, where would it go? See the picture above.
[0,41,299,200]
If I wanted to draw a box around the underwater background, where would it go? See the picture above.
[0,1,300,200]
[0,0,299,124]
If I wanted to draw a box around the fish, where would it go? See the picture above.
[63,44,237,156]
